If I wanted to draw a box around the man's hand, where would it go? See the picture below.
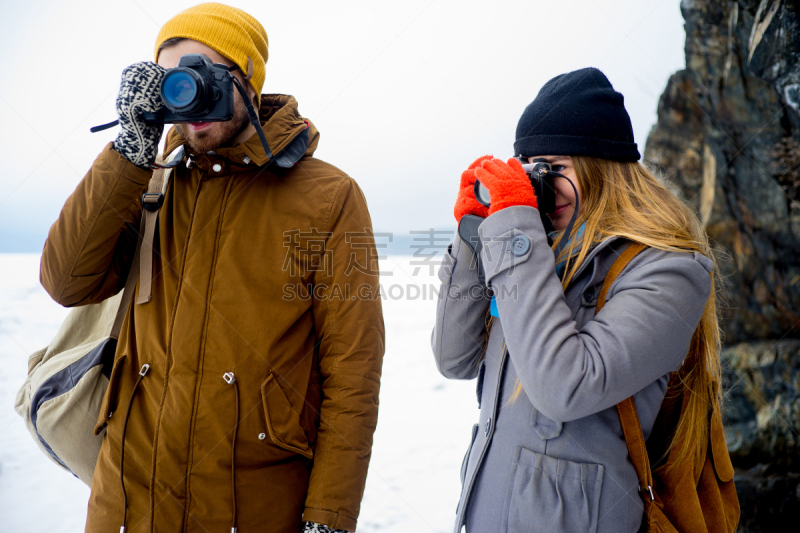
[302,521,349,533]
[114,61,166,169]
[454,155,493,222]
[473,157,538,215]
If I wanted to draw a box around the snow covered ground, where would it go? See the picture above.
[0,253,478,533]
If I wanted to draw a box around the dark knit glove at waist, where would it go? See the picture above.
[302,521,350,533]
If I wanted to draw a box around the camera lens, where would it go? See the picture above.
[474,180,491,207]
[162,70,199,110]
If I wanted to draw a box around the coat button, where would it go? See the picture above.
[212,163,222,172]
[258,433,266,440]
[584,288,595,301]
[511,235,531,256]
[484,418,492,436]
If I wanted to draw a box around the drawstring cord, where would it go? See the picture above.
[116,366,238,533]
[119,364,150,533]
[223,371,240,533]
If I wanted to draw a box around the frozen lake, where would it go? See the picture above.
[0,253,478,533]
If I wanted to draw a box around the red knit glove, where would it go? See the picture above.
[474,157,538,215]
[454,155,493,222]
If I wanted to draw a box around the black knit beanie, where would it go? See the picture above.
[514,67,640,162]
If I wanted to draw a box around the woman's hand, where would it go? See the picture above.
[474,157,538,215]
[454,155,493,222]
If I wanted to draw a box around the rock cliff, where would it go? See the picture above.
[644,0,800,528]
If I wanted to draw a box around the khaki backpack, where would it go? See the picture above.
[598,242,740,533]
[14,165,172,485]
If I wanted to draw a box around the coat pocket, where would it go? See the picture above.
[502,447,604,533]
[94,351,126,435]
[261,372,314,459]
[461,424,480,485]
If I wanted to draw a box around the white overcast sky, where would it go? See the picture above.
[0,0,686,252]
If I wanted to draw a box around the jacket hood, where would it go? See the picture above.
[162,94,320,167]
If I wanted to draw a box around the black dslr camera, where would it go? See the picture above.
[90,53,278,164]
[142,54,235,124]
[474,158,560,214]
[460,157,578,284]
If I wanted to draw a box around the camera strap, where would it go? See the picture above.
[527,160,580,264]
[230,75,274,161]
[90,120,120,133]
[551,179,580,267]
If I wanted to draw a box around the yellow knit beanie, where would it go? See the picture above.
[155,3,268,106]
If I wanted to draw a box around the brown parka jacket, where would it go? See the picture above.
[40,95,385,533]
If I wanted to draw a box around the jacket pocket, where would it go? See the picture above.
[461,424,479,485]
[94,352,126,435]
[261,372,314,459]
[501,446,604,533]
[300,372,321,450]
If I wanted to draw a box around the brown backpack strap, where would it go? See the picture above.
[136,167,172,305]
[110,215,146,339]
[595,242,647,313]
[617,397,655,500]
[110,167,172,333]
[594,242,655,500]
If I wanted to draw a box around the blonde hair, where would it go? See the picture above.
[493,155,722,472]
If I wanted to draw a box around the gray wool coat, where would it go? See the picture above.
[432,206,713,533]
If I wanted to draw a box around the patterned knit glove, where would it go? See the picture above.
[113,61,166,169]
[302,521,350,533]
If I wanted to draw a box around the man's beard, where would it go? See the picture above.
[176,94,251,154]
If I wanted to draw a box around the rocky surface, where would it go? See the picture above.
[646,0,800,343]
[721,340,800,530]
[644,1,800,529]
[723,341,800,469]
[732,465,800,531]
